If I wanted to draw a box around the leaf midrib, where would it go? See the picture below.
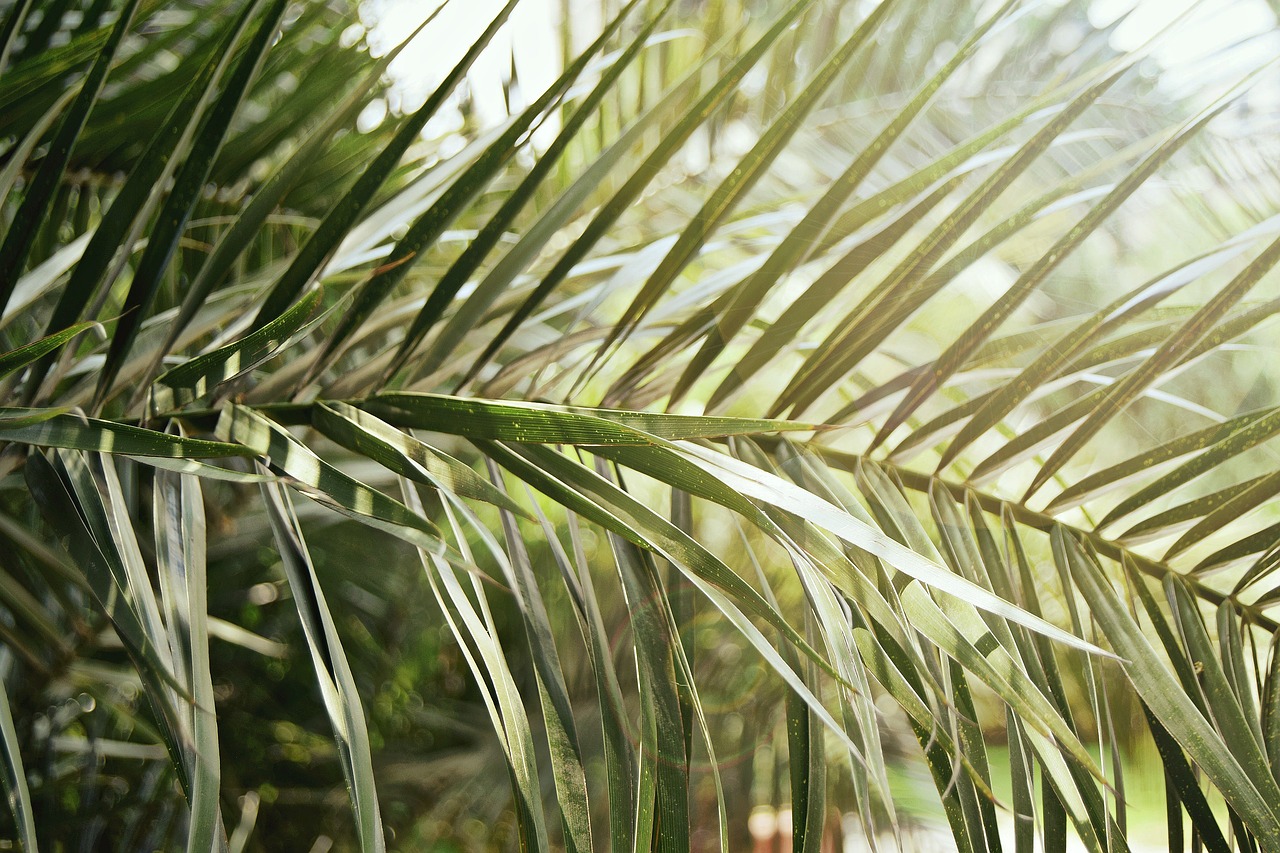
[768,438,1280,635]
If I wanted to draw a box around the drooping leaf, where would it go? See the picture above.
[0,674,37,853]
[1060,530,1280,845]
[261,481,386,852]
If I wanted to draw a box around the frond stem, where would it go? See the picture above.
[783,440,1280,634]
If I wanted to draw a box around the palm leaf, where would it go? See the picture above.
[3,1,1280,850]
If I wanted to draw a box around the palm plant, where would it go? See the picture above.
[2,0,1280,849]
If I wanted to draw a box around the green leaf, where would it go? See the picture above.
[1052,406,1278,516]
[1006,712,1035,853]
[24,3,270,401]
[25,451,193,798]
[216,404,446,554]
[1141,699,1231,853]
[1217,603,1263,750]
[670,0,1016,408]
[405,490,550,851]
[680,442,1112,657]
[361,391,814,444]
[480,440,821,671]
[1165,577,1272,779]
[469,479,595,852]
[261,481,385,852]
[1164,469,1280,560]
[312,0,663,384]
[153,462,225,850]
[0,2,129,112]
[774,61,1131,419]
[0,84,80,230]
[1263,632,1280,782]
[0,0,35,75]
[597,0,904,385]
[701,173,965,412]
[249,0,524,329]
[0,0,144,314]
[786,644,826,853]
[94,0,289,406]
[0,408,253,457]
[147,5,443,378]
[454,0,826,387]
[540,506,638,852]
[933,237,1254,471]
[1060,529,1280,846]
[1117,473,1268,545]
[0,321,96,379]
[1227,529,1280,591]
[408,21,709,385]
[875,96,1235,456]
[899,582,1109,792]
[1025,229,1280,500]
[971,297,1280,485]
[151,286,330,411]
[605,530,690,853]
[0,674,37,853]
[481,438,881,780]
[851,625,974,850]
[312,402,527,516]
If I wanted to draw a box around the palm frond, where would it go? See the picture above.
[2,0,1279,849]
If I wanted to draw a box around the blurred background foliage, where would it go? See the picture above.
[2,0,1280,850]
